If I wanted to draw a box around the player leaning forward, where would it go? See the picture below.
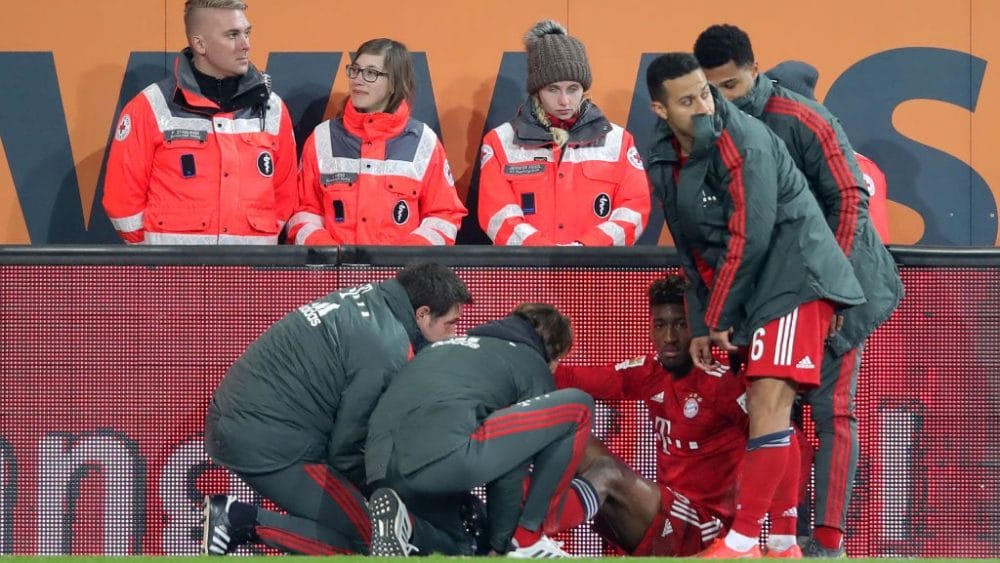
[201,262,471,555]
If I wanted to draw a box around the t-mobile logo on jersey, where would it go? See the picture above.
[654,416,700,452]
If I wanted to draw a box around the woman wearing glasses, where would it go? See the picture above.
[477,20,650,246]
[288,38,466,245]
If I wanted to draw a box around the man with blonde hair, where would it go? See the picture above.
[103,0,297,245]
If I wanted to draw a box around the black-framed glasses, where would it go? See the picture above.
[345,64,389,83]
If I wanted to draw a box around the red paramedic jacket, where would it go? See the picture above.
[478,100,650,246]
[103,50,296,244]
[289,100,466,245]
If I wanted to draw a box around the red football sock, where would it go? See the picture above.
[542,478,598,535]
[513,525,541,548]
[768,432,802,536]
[814,525,843,550]
[731,436,791,538]
[544,489,586,534]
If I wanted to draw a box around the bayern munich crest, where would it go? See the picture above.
[863,173,876,196]
[683,396,700,418]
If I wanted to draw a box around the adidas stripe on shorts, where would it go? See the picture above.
[743,300,834,388]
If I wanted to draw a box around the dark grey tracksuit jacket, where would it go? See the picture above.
[645,88,866,344]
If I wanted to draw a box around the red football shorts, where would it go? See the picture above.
[614,484,724,557]
[743,300,834,388]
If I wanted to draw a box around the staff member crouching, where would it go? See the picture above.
[288,38,467,245]
[477,20,650,246]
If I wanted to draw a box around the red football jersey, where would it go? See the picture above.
[555,354,748,521]
[855,152,890,244]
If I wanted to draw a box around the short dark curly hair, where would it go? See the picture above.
[648,274,687,307]
[693,24,755,70]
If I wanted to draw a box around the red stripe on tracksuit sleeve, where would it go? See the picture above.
[304,464,372,545]
[256,526,351,555]
[765,97,860,255]
[693,251,715,288]
[705,131,748,329]
[470,403,591,441]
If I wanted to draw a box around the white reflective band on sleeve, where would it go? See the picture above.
[109,211,144,233]
[610,207,645,238]
[406,125,438,180]
[294,222,325,245]
[597,221,627,246]
[561,125,624,164]
[486,204,526,241]
[263,92,284,134]
[411,226,446,245]
[287,211,325,229]
[495,123,551,163]
[506,223,539,246]
[419,217,459,240]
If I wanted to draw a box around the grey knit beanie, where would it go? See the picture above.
[766,60,819,101]
[524,20,592,94]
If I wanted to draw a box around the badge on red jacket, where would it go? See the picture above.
[257,151,274,177]
[594,193,611,218]
[115,114,131,142]
[393,200,410,224]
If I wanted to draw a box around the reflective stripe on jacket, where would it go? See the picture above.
[289,100,466,246]
[102,51,297,245]
[477,101,650,246]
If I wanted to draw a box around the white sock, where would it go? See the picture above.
[767,534,798,552]
[724,530,759,552]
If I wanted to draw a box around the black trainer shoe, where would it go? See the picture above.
[369,488,417,557]
[201,495,249,555]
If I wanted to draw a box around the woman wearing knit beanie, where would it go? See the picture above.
[477,20,651,246]
[287,38,467,246]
